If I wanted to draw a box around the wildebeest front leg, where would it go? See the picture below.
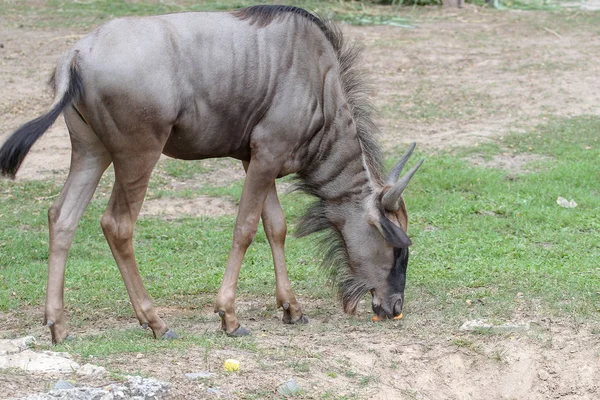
[215,157,280,336]
[263,186,308,324]
[242,162,307,325]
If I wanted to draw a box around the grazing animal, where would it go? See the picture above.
[0,5,422,343]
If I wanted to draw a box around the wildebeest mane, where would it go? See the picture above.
[233,5,384,183]
[234,5,385,311]
[295,200,367,313]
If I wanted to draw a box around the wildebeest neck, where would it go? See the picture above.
[298,127,373,204]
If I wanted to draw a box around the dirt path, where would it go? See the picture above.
[1,6,599,399]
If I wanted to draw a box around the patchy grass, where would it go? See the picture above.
[0,180,327,312]
[1,116,599,340]
[54,327,257,358]
[468,0,562,10]
[382,82,500,123]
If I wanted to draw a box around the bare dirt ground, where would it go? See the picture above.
[1,5,600,399]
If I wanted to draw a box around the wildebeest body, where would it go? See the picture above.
[0,6,422,343]
[76,13,333,167]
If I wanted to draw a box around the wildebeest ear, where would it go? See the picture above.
[379,215,412,248]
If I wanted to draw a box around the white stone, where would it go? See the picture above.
[77,363,107,377]
[185,371,213,380]
[0,336,36,355]
[459,319,530,332]
[18,375,170,399]
[0,348,80,372]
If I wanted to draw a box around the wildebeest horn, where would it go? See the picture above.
[387,142,416,184]
[381,158,424,212]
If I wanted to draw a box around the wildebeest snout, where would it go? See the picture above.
[371,291,404,320]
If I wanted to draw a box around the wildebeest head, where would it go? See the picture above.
[334,144,423,320]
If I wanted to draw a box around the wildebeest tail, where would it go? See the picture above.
[0,58,83,178]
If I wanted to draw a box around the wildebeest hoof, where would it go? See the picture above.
[282,303,308,324]
[141,323,148,330]
[47,320,70,344]
[283,313,309,324]
[161,330,179,340]
[227,325,250,337]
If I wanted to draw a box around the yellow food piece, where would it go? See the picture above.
[223,359,240,372]
[393,313,404,320]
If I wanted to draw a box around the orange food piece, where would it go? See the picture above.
[393,313,404,320]
[372,315,380,322]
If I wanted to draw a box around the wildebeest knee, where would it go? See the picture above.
[48,205,76,239]
[265,217,287,245]
[233,223,258,249]
[48,205,61,225]
[100,214,133,247]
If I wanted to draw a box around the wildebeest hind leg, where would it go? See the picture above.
[100,149,175,340]
[45,107,112,344]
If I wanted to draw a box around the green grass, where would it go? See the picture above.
[404,115,600,324]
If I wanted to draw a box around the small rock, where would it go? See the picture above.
[53,379,75,390]
[538,370,550,381]
[278,378,302,396]
[207,387,225,396]
[136,353,144,359]
[126,375,170,398]
[459,319,530,333]
[459,319,492,331]
[185,371,213,380]
[77,363,106,377]
[42,350,72,359]
[17,336,37,349]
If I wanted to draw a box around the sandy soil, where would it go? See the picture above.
[1,5,599,399]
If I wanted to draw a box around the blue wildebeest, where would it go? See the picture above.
[0,5,422,343]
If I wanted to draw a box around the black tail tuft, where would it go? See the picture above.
[0,63,82,178]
